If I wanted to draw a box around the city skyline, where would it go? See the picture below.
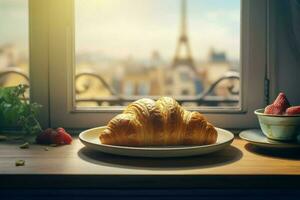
[0,0,240,103]
[75,0,240,61]
[0,0,240,62]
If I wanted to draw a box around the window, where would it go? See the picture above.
[75,0,241,109]
[0,0,29,97]
[28,0,268,129]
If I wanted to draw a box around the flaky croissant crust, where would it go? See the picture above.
[100,97,217,146]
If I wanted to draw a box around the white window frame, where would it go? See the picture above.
[29,0,269,129]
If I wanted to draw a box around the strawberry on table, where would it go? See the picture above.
[63,132,73,144]
[36,127,73,145]
[51,130,65,145]
[56,127,66,132]
[36,128,54,144]
[56,127,73,145]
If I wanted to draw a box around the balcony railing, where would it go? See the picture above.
[0,67,240,106]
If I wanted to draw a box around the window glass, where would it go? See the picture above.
[0,0,29,97]
[75,0,240,108]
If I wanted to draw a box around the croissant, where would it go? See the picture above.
[99,97,217,146]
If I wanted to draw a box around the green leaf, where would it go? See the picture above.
[0,84,42,135]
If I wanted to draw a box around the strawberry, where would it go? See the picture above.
[56,127,66,132]
[36,127,72,146]
[36,128,54,144]
[264,92,291,115]
[286,106,300,115]
[50,130,65,145]
[264,104,284,115]
[273,92,290,111]
[55,128,73,145]
[63,132,73,144]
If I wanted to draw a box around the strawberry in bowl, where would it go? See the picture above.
[286,106,300,115]
[255,92,300,141]
[264,92,290,115]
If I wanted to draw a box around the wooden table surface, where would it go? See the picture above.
[1,136,300,189]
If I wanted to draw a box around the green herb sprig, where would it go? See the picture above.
[0,84,42,135]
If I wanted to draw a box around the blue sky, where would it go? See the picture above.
[0,0,240,61]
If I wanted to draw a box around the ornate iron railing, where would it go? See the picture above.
[0,67,240,106]
[0,67,29,85]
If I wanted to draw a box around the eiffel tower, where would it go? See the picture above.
[172,0,196,72]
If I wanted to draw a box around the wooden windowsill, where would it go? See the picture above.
[1,136,300,189]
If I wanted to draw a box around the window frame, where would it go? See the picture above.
[29,0,269,129]
[29,0,50,128]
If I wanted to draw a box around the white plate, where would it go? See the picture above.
[79,126,234,158]
[239,129,300,148]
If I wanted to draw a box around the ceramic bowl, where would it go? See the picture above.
[255,109,300,141]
